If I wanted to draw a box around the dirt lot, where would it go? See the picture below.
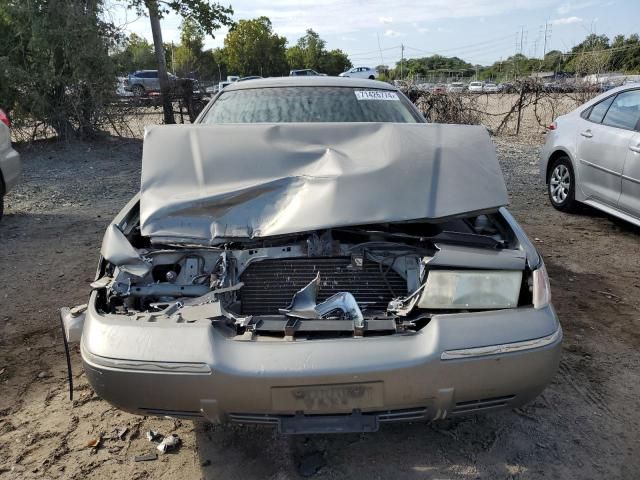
[1,133,639,479]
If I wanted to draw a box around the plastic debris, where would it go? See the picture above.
[157,434,181,454]
[146,430,163,442]
[134,452,158,462]
[113,426,128,440]
[86,436,101,450]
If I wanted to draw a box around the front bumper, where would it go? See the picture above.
[81,293,561,433]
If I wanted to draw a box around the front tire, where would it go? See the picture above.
[548,156,577,212]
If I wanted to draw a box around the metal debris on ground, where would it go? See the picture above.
[113,426,128,440]
[134,452,158,462]
[145,430,163,442]
[156,434,181,454]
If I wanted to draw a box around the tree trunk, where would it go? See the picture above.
[147,1,175,124]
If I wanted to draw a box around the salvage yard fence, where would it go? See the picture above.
[402,79,600,140]
[11,81,600,144]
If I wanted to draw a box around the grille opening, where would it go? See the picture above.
[239,257,408,315]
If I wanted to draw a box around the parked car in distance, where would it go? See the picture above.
[447,82,466,93]
[339,67,378,80]
[0,109,21,220]
[540,85,640,226]
[483,83,499,93]
[66,77,561,435]
[125,70,177,96]
[290,69,326,76]
[468,81,484,93]
[499,82,516,93]
[116,77,133,97]
[125,70,199,96]
[431,83,448,94]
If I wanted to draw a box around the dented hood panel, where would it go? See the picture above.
[140,123,508,242]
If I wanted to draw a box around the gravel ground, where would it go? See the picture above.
[0,134,639,479]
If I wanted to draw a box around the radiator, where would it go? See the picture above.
[239,257,407,315]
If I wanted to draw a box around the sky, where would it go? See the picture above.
[104,0,640,67]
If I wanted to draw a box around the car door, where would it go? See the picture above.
[616,91,640,217]
[575,91,638,206]
[148,71,160,91]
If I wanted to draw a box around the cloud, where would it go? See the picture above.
[210,0,559,37]
[384,29,404,37]
[551,16,583,25]
[556,1,597,15]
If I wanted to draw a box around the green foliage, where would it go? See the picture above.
[0,0,117,138]
[223,17,288,77]
[111,34,156,75]
[174,18,204,76]
[285,29,352,75]
[126,0,233,37]
[320,49,351,76]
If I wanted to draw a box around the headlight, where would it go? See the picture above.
[532,262,551,309]
[417,270,523,310]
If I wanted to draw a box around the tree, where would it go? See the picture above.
[174,18,204,77]
[0,0,117,138]
[287,29,325,70]
[111,33,156,74]
[285,29,352,75]
[126,0,233,123]
[320,49,351,76]
[223,17,288,77]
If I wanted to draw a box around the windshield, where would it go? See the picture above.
[201,86,422,123]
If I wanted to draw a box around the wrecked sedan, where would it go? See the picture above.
[67,78,561,434]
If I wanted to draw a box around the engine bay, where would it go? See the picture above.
[95,209,533,339]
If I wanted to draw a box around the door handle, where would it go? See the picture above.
[630,145,640,153]
[580,130,593,138]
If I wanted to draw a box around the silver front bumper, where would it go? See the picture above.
[81,292,561,432]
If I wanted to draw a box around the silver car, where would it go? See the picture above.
[0,109,21,220]
[65,78,561,434]
[125,70,178,96]
[540,85,640,226]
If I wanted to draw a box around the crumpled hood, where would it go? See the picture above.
[140,123,508,243]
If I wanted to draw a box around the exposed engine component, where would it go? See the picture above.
[97,214,524,339]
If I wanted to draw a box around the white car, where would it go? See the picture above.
[484,83,499,93]
[0,109,21,220]
[447,82,466,93]
[468,81,484,93]
[339,67,379,80]
[540,84,640,226]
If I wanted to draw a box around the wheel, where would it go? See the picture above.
[131,84,145,97]
[547,156,577,212]
[368,75,375,80]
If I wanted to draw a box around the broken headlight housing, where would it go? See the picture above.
[532,262,551,309]
[417,270,523,310]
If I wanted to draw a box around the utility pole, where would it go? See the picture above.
[171,41,175,73]
[400,43,405,80]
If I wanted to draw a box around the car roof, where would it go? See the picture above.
[224,76,396,92]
